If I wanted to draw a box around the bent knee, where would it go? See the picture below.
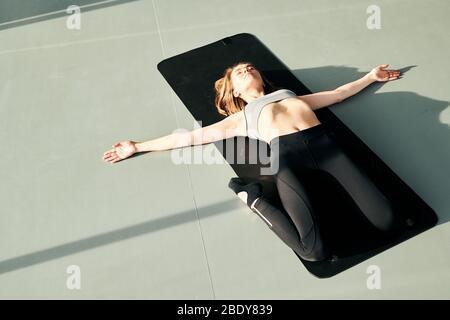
[300,245,331,262]
[298,230,331,262]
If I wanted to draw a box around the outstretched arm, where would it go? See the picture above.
[336,64,400,101]
[298,64,400,110]
[335,73,375,101]
[103,111,241,163]
[134,111,240,152]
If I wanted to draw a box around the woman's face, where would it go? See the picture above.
[231,63,264,97]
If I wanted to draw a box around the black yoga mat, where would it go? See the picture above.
[157,33,438,278]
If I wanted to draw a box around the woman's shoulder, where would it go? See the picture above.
[226,109,247,137]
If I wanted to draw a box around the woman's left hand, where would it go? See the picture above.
[369,64,401,82]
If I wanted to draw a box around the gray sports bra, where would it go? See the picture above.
[243,89,297,141]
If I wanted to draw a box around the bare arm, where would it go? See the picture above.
[134,112,241,152]
[297,90,343,110]
[337,64,400,99]
[298,64,400,111]
[134,132,185,152]
[335,73,376,101]
[298,73,375,110]
[103,110,243,163]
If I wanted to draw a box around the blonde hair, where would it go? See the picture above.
[214,61,281,117]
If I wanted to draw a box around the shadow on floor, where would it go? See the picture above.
[0,198,242,275]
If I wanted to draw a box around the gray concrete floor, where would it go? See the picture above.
[0,0,449,299]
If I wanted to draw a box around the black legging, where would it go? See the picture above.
[251,123,395,261]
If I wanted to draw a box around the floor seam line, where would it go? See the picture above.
[151,0,216,300]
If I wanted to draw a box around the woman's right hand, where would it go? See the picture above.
[102,140,138,163]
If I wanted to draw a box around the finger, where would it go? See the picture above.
[103,154,115,161]
[103,152,114,159]
[108,156,119,163]
[104,148,116,155]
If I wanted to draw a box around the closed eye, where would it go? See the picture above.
[236,65,254,76]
